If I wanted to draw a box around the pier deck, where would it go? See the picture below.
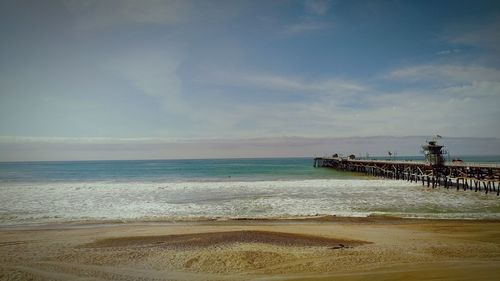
[314,157,500,195]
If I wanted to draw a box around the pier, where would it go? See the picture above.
[314,140,500,195]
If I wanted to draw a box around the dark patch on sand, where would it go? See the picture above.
[84,230,368,249]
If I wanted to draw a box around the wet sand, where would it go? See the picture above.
[1,217,499,280]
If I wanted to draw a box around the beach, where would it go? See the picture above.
[1,159,500,280]
[2,0,500,279]
[1,216,499,281]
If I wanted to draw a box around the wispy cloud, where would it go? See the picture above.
[62,0,250,31]
[372,63,500,136]
[281,0,333,35]
[283,21,332,34]
[441,17,500,51]
[63,0,192,30]
[435,49,461,56]
[209,71,366,95]
[104,48,186,113]
[385,64,500,84]
[304,0,332,16]
[183,61,500,139]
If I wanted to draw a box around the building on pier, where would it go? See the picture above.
[421,136,446,167]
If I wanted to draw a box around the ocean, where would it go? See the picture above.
[1,157,499,226]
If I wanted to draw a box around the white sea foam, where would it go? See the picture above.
[1,179,499,225]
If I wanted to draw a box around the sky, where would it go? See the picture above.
[0,0,499,160]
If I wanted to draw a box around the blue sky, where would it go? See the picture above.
[0,0,499,160]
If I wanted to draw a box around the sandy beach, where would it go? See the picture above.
[1,216,499,281]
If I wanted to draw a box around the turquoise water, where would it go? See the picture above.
[0,158,358,183]
[0,158,499,225]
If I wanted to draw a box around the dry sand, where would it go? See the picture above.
[1,216,499,280]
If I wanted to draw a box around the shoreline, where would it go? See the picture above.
[3,214,500,230]
[1,217,499,280]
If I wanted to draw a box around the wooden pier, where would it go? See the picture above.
[313,140,500,195]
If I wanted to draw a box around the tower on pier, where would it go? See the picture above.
[422,136,446,166]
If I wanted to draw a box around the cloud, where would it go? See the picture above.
[258,63,500,138]
[62,0,249,31]
[385,64,500,84]
[63,0,192,29]
[442,17,500,51]
[304,0,331,16]
[283,21,332,34]
[209,71,366,95]
[436,49,461,56]
[160,69,369,138]
[384,64,500,100]
[369,63,500,137]
[186,61,500,140]
[281,0,333,34]
[104,48,186,113]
